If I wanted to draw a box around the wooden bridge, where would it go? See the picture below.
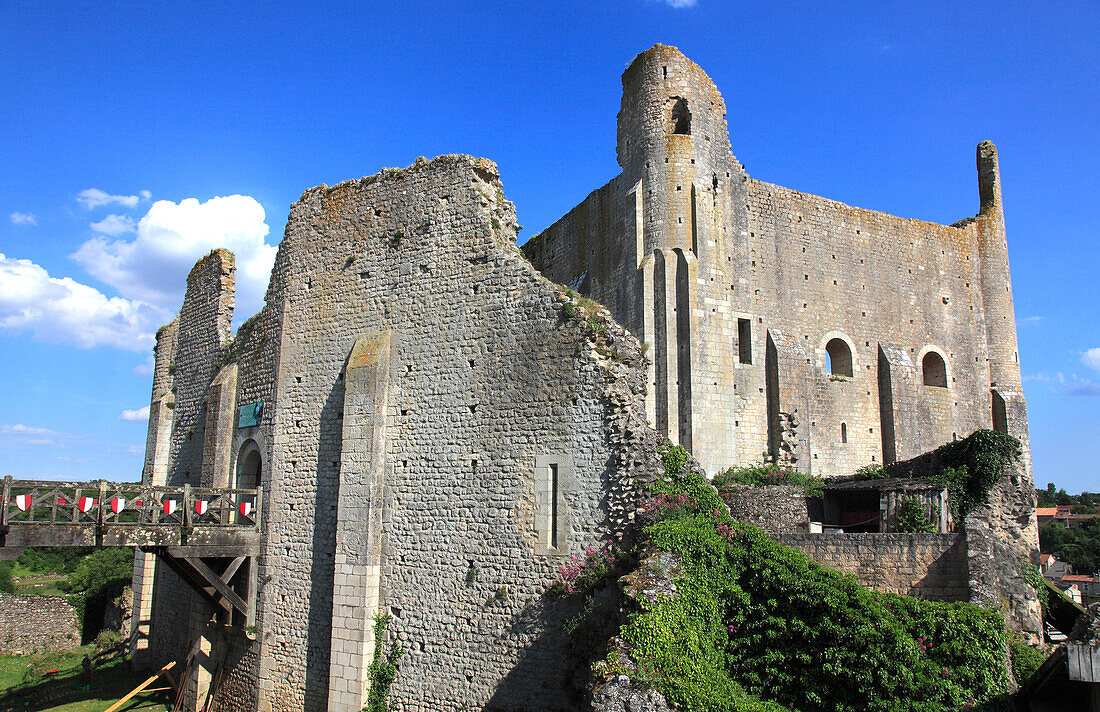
[0,476,261,625]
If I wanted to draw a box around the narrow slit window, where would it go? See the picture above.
[550,463,559,550]
[841,423,848,443]
[738,318,752,364]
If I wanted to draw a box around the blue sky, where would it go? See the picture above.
[1,1,1096,491]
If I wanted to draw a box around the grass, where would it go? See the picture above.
[0,645,172,712]
[11,563,69,596]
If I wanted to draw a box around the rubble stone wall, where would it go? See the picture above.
[0,593,80,654]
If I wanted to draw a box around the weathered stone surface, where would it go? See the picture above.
[0,592,80,654]
[591,676,673,712]
[524,44,1032,486]
[128,43,1041,712]
[780,532,969,600]
[719,484,809,535]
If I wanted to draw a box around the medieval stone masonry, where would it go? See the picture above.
[523,44,1031,481]
[130,44,1039,712]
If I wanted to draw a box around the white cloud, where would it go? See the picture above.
[77,188,141,210]
[10,212,37,226]
[132,352,155,377]
[1022,315,1043,325]
[0,252,158,351]
[28,438,54,445]
[0,424,57,436]
[1022,373,1051,382]
[120,406,150,422]
[71,195,275,319]
[140,190,152,200]
[90,214,137,236]
[1083,348,1100,373]
[657,0,697,6]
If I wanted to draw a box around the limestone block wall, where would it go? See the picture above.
[246,155,653,712]
[0,593,80,654]
[779,533,969,600]
[523,44,1030,482]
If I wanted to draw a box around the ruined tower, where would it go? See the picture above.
[524,44,1032,479]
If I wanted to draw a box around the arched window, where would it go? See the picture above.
[922,351,948,388]
[825,338,853,377]
[670,97,691,135]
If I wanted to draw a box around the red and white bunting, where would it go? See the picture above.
[77,497,96,513]
[162,499,177,515]
[110,498,126,514]
[195,500,208,516]
[14,494,30,511]
[239,501,252,517]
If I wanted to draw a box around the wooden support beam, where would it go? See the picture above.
[186,557,249,617]
[103,660,176,712]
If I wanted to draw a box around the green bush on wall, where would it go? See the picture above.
[602,446,1010,712]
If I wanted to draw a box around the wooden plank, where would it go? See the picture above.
[103,660,176,712]
[221,556,246,583]
[163,543,260,558]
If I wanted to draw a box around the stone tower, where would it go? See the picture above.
[524,44,1032,479]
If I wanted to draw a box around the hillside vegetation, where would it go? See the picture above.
[561,446,1016,712]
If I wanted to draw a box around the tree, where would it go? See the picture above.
[66,547,133,641]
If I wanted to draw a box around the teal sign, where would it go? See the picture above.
[238,401,263,428]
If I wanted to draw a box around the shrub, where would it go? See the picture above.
[1008,634,1045,685]
[66,548,133,642]
[712,463,825,498]
[0,561,14,594]
[547,544,627,598]
[94,628,123,655]
[895,498,937,533]
[604,463,1010,712]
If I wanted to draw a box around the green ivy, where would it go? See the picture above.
[606,467,1010,712]
[931,430,1021,519]
[364,613,403,712]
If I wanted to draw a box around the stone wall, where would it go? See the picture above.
[718,484,810,536]
[0,593,80,654]
[523,44,1030,482]
[779,533,969,600]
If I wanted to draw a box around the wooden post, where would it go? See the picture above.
[254,484,263,528]
[183,483,192,528]
[1,475,10,527]
[98,480,107,526]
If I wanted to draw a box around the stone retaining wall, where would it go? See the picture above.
[0,592,80,654]
[779,532,969,600]
[719,484,810,535]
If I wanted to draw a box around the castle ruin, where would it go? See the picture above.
[130,45,1039,711]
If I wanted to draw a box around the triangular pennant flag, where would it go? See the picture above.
[110,498,125,514]
[162,499,177,515]
[239,501,252,517]
[77,497,96,513]
[195,500,208,516]
[14,494,30,511]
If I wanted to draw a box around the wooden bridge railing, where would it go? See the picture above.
[0,476,261,531]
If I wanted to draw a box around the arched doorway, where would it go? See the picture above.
[236,447,261,490]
